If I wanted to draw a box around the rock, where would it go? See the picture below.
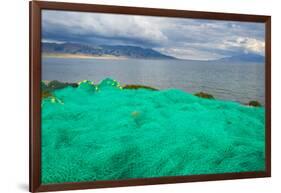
[48,80,78,90]
[42,80,78,98]
[122,85,158,91]
[248,100,262,107]
[194,92,214,99]
[42,91,53,99]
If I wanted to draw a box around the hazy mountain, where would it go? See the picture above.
[42,42,176,59]
[217,53,265,63]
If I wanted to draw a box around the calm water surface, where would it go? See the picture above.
[42,57,264,104]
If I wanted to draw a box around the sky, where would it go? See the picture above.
[42,10,265,60]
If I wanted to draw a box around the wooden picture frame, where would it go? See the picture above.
[30,1,271,192]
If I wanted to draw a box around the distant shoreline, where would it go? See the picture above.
[42,53,128,60]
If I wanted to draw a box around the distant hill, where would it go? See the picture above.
[42,42,176,60]
[217,53,265,63]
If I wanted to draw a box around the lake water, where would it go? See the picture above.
[42,57,265,104]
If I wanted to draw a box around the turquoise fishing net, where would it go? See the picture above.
[41,78,265,184]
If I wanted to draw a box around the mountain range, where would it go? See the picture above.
[42,42,265,63]
[42,42,176,60]
[217,53,265,63]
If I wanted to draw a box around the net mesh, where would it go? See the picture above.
[41,78,265,184]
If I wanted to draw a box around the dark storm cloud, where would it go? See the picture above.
[42,10,265,60]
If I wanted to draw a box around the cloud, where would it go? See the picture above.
[42,10,168,47]
[157,46,225,61]
[225,37,265,55]
[42,10,265,60]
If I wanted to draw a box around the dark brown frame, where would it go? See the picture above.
[30,1,271,192]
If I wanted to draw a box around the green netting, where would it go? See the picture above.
[41,78,265,184]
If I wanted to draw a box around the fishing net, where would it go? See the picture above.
[41,78,265,184]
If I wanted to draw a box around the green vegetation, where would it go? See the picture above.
[194,92,215,99]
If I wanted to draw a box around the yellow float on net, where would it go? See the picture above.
[78,80,94,85]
